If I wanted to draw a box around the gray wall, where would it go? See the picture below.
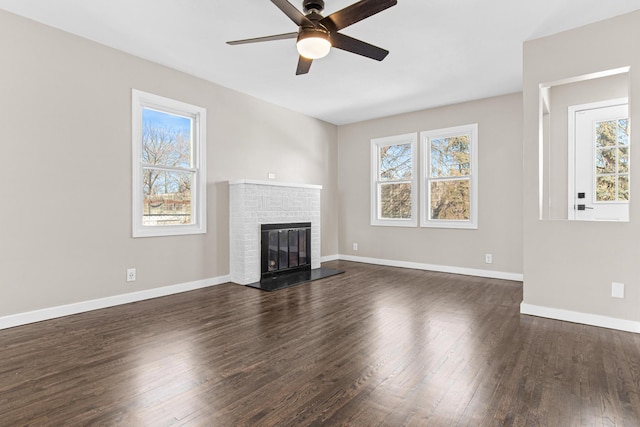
[0,10,339,317]
[523,10,640,322]
[337,93,524,275]
[7,4,639,328]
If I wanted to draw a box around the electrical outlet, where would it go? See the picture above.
[268,172,276,180]
[485,254,493,264]
[611,282,624,298]
[127,268,136,282]
[353,243,358,251]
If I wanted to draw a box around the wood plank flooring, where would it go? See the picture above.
[1,261,639,426]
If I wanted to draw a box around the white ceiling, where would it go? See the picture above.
[1,1,639,125]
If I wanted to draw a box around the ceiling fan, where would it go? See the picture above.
[227,0,398,75]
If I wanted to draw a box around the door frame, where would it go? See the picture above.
[567,97,628,220]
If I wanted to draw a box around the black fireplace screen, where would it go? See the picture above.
[261,222,311,279]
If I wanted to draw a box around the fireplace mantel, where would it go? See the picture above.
[228,179,322,190]
[229,180,321,285]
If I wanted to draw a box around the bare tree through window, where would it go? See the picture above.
[132,90,206,237]
[421,124,477,228]
[429,135,471,220]
[141,109,194,225]
[379,143,412,219]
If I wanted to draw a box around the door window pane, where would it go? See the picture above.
[596,175,616,201]
[619,175,629,200]
[618,119,629,145]
[595,148,616,174]
[596,120,617,147]
[618,147,629,173]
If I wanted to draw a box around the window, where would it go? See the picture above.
[132,90,206,237]
[421,124,478,229]
[594,117,629,202]
[371,133,418,226]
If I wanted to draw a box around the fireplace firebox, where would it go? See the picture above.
[261,222,312,281]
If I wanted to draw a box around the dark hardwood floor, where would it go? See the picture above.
[1,261,639,426]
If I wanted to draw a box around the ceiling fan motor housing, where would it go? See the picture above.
[303,0,325,13]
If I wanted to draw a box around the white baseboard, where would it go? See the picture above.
[320,254,340,263]
[0,275,231,331]
[335,254,523,281]
[520,303,640,333]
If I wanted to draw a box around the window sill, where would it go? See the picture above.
[133,224,207,238]
[371,219,418,227]
[420,221,477,230]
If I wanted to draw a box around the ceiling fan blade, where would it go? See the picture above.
[296,56,313,75]
[320,0,397,31]
[227,32,298,45]
[271,0,314,27]
[330,32,389,61]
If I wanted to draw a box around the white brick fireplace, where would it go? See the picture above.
[229,179,321,285]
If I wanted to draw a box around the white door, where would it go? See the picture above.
[570,100,629,221]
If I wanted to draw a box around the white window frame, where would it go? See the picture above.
[132,89,207,237]
[370,133,418,227]
[420,124,478,229]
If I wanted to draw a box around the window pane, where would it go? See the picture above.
[618,147,629,173]
[595,148,616,174]
[380,182,412,219]
[430,179,470,220]
[143,169,193,225]
[142,108,192,168]
[595,120,617,148]
[619,175,629,201]
[430,135,470,177]
[596,175,616,201]
[379,143,412,180]
[618,119,629,145]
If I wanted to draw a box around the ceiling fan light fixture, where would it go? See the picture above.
[296,29,331,59]
[227,0,397,75]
